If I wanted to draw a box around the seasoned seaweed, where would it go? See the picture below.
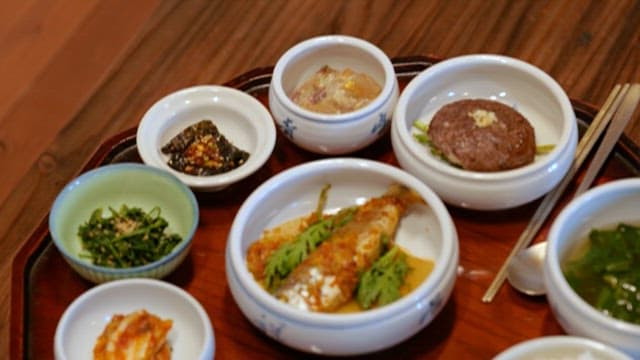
[161,120,250,176]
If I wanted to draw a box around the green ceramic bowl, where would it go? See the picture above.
[49,163,199,283]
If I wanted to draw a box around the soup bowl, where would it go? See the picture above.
[225,158,458,355]
[269,35,399,155]
[544,178,640,357]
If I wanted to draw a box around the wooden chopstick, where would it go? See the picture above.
[573,83,640,196]
[481,84,630,303]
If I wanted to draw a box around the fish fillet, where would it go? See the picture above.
[275,184,423,312]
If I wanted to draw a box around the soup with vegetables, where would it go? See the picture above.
[563,223,640,325]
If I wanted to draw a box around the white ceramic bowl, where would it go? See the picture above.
[269,35,399,155]
[494,336,632,360]
[137,85,276,191]
[544,178,640,357]
[225,158,458,355]
[54,278,215,360]
[49,163,199,283]
[391,54,578,210]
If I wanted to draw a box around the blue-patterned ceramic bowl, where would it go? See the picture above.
[226,158,458,355]
[269,35,399,155]
[49,163,199,283]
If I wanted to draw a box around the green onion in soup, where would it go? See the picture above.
[563,223,640,325]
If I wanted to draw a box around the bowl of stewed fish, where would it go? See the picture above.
[225,157,458,356]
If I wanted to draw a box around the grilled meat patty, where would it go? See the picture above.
[427,99,535,171]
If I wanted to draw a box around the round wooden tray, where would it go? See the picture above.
[11,56,640,359]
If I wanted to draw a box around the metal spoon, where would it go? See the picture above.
[506,242,547,296]
[504,83,640,297]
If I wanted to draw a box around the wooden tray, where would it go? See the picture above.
[11,56,640,359]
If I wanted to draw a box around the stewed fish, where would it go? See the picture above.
[246,184,431,312]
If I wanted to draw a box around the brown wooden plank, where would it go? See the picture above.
[0,1,99,118]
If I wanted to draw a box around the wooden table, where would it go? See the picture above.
[2,1,640,358]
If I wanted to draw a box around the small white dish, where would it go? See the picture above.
[391,54,578,210]
[54,278,215,360]
[494,336,632,360]
[137,85,276,191]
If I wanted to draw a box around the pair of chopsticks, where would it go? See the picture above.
[482,83,640,303]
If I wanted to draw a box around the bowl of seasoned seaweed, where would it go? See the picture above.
[137,85,277,191]
[544,178,640,357]
[49,163,199,283]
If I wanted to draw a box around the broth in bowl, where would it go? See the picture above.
[290,65,382,114]
[563,222,640,325]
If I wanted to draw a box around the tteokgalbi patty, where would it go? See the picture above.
[427,99,535,171]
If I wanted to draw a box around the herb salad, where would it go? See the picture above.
[78,205,182,268]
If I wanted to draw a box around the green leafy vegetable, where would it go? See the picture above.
[412,120,432,146]
[413,119,429,133]
[412,120,446,159]
[564,223,640,324]
[356,246,410,309]
[263,185,356,291]
[77,205,182,268]
[535,144,555,155]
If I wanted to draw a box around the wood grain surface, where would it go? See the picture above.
[2,0,640,358]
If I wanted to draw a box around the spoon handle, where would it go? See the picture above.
[482,84,632,303]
